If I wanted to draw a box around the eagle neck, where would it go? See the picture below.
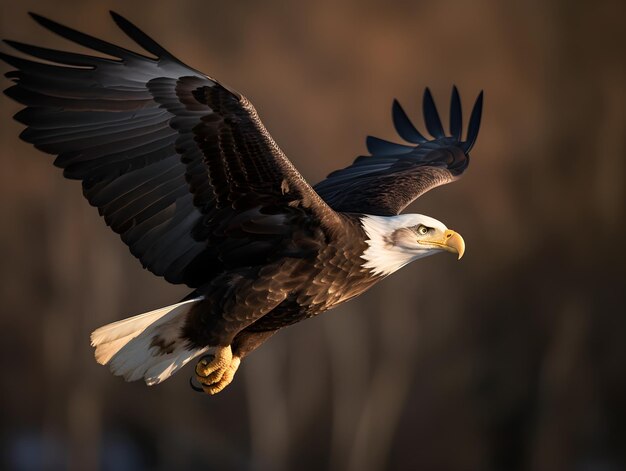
[359,214,421,276]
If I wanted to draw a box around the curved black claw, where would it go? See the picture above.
[189,376,204,393]
[190,353,217,391]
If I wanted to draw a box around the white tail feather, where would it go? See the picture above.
[90,297,209,385]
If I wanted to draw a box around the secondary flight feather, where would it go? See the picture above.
[1,12,482,394]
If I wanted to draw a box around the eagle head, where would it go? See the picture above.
[360,214,465,276]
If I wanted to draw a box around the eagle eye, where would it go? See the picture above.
[417,225,429,235]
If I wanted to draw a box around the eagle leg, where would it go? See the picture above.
[194,346,240,395]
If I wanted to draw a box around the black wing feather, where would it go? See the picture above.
[463,91,483,152]
[392,99,427,144]
[365,136,414,156]
[449,86,462,141]
[28,12,145,60]
[315,87,483,215]
[2,13,339,287]
[3,40,117,67]
[422,88,446,139]
[110,11,173,59]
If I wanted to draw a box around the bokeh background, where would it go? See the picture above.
[0,0,624,470]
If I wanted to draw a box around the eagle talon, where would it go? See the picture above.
[193,346,238,395]
[189,376,204,393]
[193,347,241,395]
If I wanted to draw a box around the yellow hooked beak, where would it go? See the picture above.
[418,229,466,260]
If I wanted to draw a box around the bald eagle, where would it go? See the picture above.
[1,12,482,395]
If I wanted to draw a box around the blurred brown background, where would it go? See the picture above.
[0,0,624,470]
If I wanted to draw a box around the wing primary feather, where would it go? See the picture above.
[449,85,462,140]
[366,136,414,156]
[109,11,172,59]
[391,99,426,143]
[3,40,115,67]
[27,12,148,60]
[422,88,446,139]
[463,90,483,152]
[0,51,76,75]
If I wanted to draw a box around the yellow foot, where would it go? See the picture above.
[194,346,240,395]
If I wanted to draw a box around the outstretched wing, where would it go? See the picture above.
[314,87,483,215]
[1,12,339,287]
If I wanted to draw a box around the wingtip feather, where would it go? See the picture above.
[391,98,426,144]
[422,87,446,139]
[463,91,484,152]
[450,85,462,140]
[28,12,56,29]
[109,10,170,59]
[23,11,142,61]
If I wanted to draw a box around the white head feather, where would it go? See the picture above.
[360,214,449,276]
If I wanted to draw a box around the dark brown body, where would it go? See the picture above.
[183,213,381,359]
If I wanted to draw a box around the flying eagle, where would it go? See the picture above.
[1,13,482,395]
